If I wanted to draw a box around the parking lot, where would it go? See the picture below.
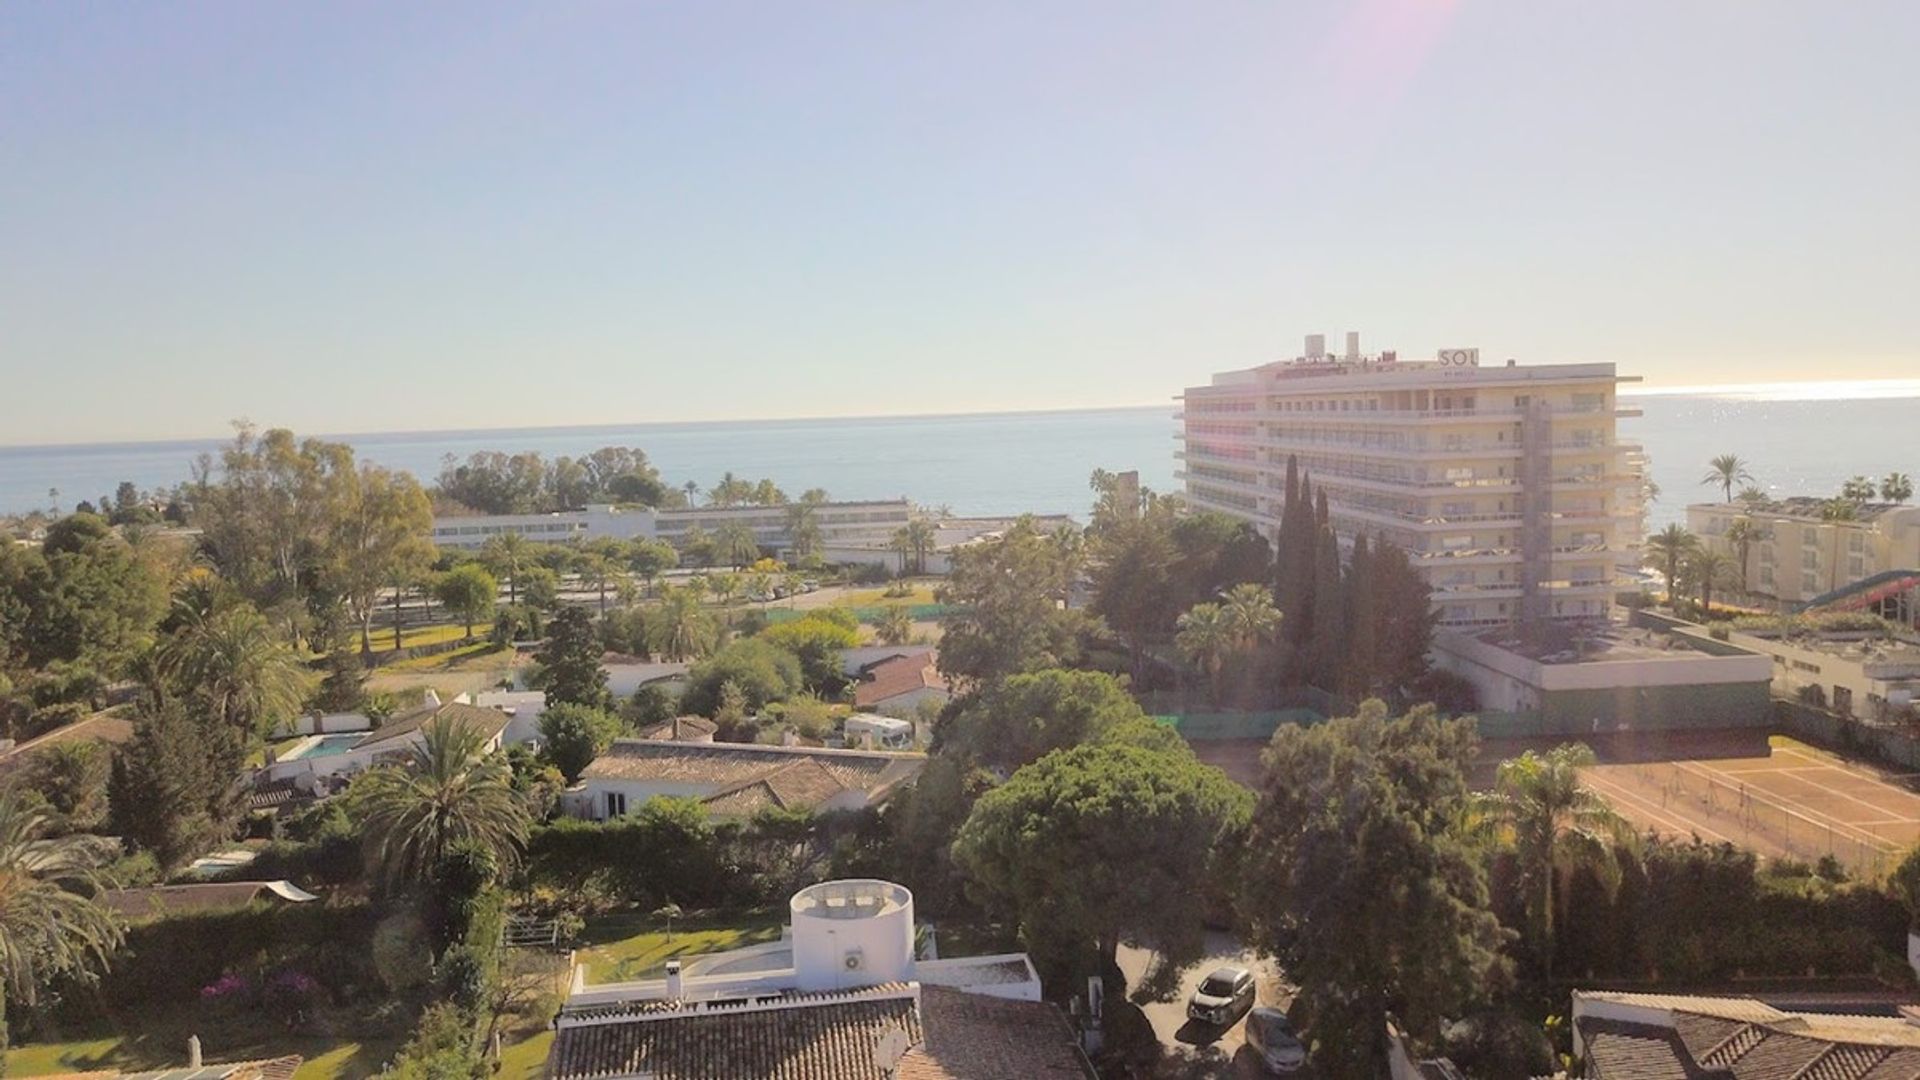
[1116,932,1300,1078]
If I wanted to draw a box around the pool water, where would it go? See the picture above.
[288,733,364,759]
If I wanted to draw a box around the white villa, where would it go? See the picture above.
[549,879,1087,1079]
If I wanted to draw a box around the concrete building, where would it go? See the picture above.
[1669,622,1920,724]
[429,499,914,558]
[1179,333,1644,629]
[550,880,1087,1080]
[1689,497,1920,609]
[1431,620,1773,735]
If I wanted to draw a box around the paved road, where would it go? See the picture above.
[1116,932,1298,1078]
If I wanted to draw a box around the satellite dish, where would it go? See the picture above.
[872,1027,912,1074]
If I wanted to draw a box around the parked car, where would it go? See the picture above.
[1245,1007,1307,1074]
[1186,966,1255,1026]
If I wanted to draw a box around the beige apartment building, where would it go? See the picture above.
[1688,498,1920,606]
[1178,334,1645,629]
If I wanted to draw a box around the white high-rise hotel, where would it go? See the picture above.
[1178,333,1646,629]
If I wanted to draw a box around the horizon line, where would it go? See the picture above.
[5,375,1915,451]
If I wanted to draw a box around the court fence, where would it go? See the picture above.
[1631,759,1897,878]
[1774,698,1920,772]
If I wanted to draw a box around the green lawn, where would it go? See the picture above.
[841,581,942,607]
[496,1032,553,1080]
[8,1031,405,1080]
[574,912,785,985]
[377,640,508,674]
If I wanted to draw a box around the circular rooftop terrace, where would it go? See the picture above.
[790,879,912,922]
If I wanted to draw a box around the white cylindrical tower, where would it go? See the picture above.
[788,880,916,992]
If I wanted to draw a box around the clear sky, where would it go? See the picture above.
[4,2,1916,444]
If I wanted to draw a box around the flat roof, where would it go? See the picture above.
[1473,623,1732,665]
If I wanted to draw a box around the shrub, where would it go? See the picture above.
[680,639,804,717]
[846,562,894,586]
[526,798,747,908]
[22,701,89,740]
[63,904,380,1023]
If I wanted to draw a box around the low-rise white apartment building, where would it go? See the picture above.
[1688,497,1920,607]
[1179,333,1644,628]
[430,499,913,556]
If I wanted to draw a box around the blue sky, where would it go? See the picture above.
[3,2,1916,444]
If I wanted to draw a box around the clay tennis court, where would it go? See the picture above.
[1580,735,1920,876]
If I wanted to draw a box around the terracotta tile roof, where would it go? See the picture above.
[549,986,922,1079]
[1577,1017,1706,1079]
[1859,1047,1920,1079]
[1583,992,1790,1025]
[244,776,306,811]
[0,712,134,777]
[581,741,924,811]
[854,652,949,709]
[1582,1010,1920,1080]
[894,986,1092,1080]
[1806,1045,1901,1080]
[636,715,718,741]
[700,757,855,816]
[355,702,509,750]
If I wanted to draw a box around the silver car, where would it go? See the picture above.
[1186,965,1255,1026]
[1245,1007,1307,1074]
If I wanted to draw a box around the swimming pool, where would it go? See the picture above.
[284,733,364,760]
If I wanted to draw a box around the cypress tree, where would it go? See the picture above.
[1373,541,1437,692]
[1308,525,1347,689]
[1345,534,1378,700]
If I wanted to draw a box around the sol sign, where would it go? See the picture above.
[1437,348,1480,367]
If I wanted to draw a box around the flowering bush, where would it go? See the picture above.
[199,973,250,1001]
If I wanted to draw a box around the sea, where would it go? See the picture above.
[2,393,1917,529]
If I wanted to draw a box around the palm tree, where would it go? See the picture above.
[714,521,760,569]
[1175,602,1233,706]
[681,480,699,505]
[649,586,718,661]
[1644,524,1698,611]
[1842,475,1879,504]
[1701,454,1754,503]
[356,715,530,891]
[785,501,822,562]
[876,605,914,646]
[1736,485,1769,507]
[1468,744,1633,982]
[577,552,615,613]
[483,532,530,605]
[0,793,124,1045]
[1722,517,1765,595]
[1821,497,1859,522]
[894,519,937,575]
[158,603,305,736]
[888,528,914,575]
[1883,473,1915,504]
[1219,583,1281,651]
[1686,548,1737,616]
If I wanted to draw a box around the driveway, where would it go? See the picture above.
[1115,932,1298,1078]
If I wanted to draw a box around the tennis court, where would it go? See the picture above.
[1582,735,1920,877]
